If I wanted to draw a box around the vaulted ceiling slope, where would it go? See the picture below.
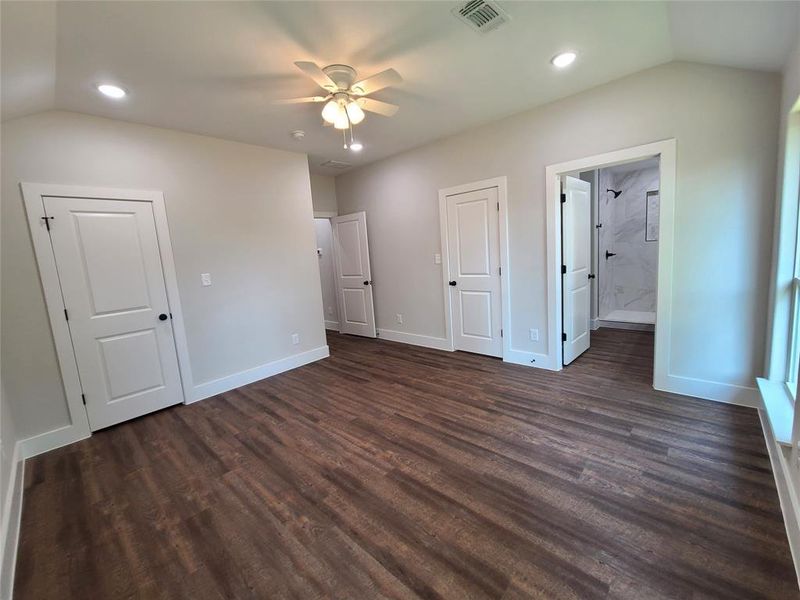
[2,1,798,174]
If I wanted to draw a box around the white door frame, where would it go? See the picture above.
[20,183,193,454]
[545,139,676,389]
[438,176,510,357]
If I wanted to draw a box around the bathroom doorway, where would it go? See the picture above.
[545,139,676,391]
[587,157,660,331]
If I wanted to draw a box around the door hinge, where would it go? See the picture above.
[81,393,86,405]
[497,202,500,211]
[41,216,54,231]
[562,332,567,342]
[64,308,69,321]
[500,328,503,338]
[561,193,566,203]
[498,266,502,276]
[561,265,567,275]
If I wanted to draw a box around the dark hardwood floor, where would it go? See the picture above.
[14,329,798,599]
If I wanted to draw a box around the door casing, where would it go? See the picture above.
[438,176,510,358]
[20,183,192,457]
[544,139,676,388]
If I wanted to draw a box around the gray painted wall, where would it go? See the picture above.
[336,61,781,389]
[1,111,327,440]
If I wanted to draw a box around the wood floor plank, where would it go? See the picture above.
[13,329,798,599]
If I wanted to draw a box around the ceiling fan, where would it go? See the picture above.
[275,62,402,146]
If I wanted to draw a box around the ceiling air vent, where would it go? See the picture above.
[320,160,352,170]
[452,0,509,34]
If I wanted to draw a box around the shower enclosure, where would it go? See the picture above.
[593,157,660,328]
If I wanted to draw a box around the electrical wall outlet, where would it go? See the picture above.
[529,328,539,342]
[434,253,442,264]
[327,306,334,315]
[291,333,300,345]
[200,273,212,287]
[396,313,403,325]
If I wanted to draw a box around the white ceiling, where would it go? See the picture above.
[2,1,798,175]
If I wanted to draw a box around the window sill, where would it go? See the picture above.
[756,377,794,447]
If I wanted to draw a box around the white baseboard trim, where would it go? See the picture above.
[503,348,558,371]
[656,373,759,408]
[376,329,452,351]
[1,442,25,600]
[759,409,800,589]
[324,320,339,331]
[19,422,90,460]
[190,345,330,403]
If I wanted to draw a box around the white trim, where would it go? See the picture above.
[1,443,25,600]
[313,210,338,218]
[503,348,558,371]
[19,424,90,460]
[376,328,452,351]
[190,345,330,403]
[324,320,340,330]
[19,182,192,450]
[760,410,800,588]
[757,377,795,445]
[545,140,676,388]
[438,176,510,357]
[659,374,759,408]
[151,194,195,401]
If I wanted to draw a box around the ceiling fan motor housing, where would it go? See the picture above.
[322,64,357,91]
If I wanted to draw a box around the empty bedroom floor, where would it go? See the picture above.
[13,329,797,599]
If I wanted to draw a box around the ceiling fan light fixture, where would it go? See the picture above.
[345,100,365,125]
[551,51,577,68]
[333,110,350,130]
[321,99,341,124]
[349,142,363,152]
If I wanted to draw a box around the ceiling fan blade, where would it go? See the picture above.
[358,97,399,117]
[294,61,338,92]
[351,68,402,96]
[272,96,327,105]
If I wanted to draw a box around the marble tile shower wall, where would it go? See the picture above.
[597,165,659,318]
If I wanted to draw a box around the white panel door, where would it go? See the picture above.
[446,187,502,357]
[562,176,592,365]
[332,212,376,337]
[43,197,183,430]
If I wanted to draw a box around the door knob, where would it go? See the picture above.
[363,280,373,286]
[449,280,457,286]
[605,251,617,259]
[588,274,596,279]
[158,313,168,321]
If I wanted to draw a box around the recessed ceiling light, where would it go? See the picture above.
[349,142,363,152]
[551,52,577,68]
[97,84,126,99]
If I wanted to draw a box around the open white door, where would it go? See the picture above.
[562,176,592,365]
[445,187,503,357]
[332,212,376,337]
[43,197,184,430]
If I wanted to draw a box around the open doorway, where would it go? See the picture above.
[589,157,660,331]
[562,157,661,364]
[546,140,676,390]
[313,217,340,331]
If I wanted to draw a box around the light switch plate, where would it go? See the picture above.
[201,273,212,287]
